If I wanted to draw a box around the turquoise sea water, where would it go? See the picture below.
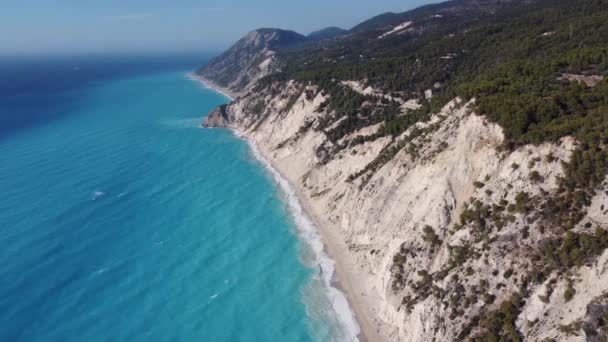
[0,58,353,341]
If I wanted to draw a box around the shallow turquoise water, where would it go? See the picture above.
[0,64,347,341]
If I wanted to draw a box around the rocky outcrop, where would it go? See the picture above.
[202,104,232,128]
[195,29,308,95]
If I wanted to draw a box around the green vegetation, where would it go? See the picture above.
[391,244,411,291]
[459,62,608,147]
[261,0,608,150]
[460,294,525,341]
[459,199,492,233]
[539,229,608,270]
[473,181,485,189]
[564,280,576,302]
[422,225,442,246]
[259,0,608,201]
[446,245,479,271]
[530,171,542,183]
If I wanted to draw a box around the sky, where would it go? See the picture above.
[1,0,440,56]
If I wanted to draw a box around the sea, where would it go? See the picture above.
[0,54,358,342]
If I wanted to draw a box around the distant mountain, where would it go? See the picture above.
[307,27,348,41]
[195,28,308,95]
[350,0,532,34]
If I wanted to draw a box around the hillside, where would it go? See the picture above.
[307,27,348,42]
[200,0,608,340]
[195,28,308,96]
[349,0,529,33]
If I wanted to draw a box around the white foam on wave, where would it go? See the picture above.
[91,191,105,201]
[233,130,361,342]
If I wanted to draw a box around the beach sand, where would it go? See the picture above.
[189,74,241,100]
[197,77,381,342]
[250,141,380,342]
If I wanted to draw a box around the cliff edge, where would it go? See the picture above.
[199,0,608,340]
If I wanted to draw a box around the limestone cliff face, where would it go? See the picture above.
[195,29,308,95]
[203,80,608,341]
[203,105,231,128]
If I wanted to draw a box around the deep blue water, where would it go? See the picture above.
[0,56,350,341]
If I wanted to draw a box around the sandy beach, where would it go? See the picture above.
[247,140,381,342]
[198,78,380,341]
[189,73,241,101]
[239,133,369,342]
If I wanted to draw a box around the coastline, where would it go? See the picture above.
[241,134,381,342]
[198,78,376,342]
[188,73,240,100]
[240,132,363,342]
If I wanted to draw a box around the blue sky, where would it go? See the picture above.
[1,0,439,55]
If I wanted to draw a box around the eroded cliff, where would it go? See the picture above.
[203,80,608,341]
[199,0,608,340]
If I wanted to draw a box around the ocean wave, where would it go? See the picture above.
[233,130,361,342]
[159,118,205,129]
[91,191,105,201]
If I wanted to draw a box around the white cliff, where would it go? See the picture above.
[203,80,608,341]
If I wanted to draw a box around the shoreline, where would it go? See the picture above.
[244,136,382,342]
[197,77,376,341]
[253,146,381,342]
[187,73,240,101]
[238,131,363,342]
